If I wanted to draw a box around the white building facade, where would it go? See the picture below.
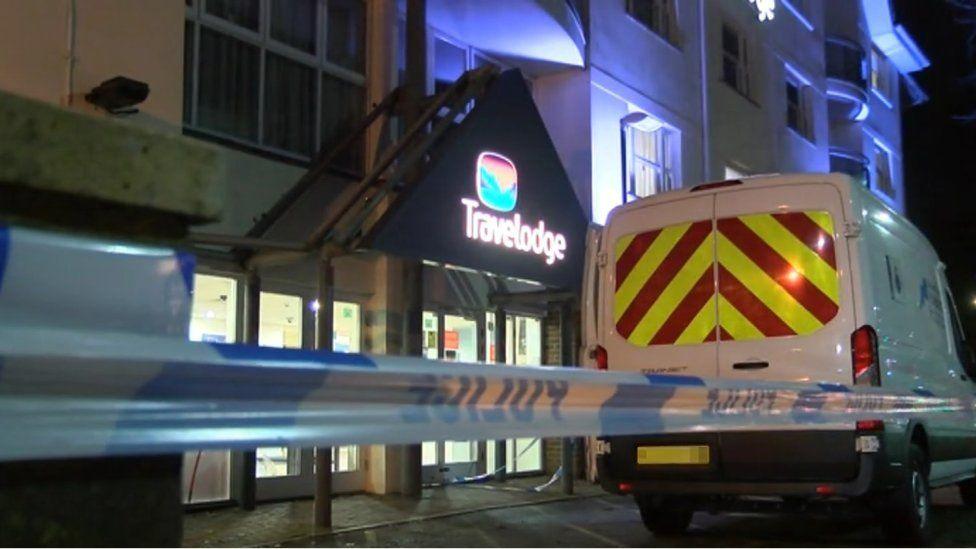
[0,0,928,507]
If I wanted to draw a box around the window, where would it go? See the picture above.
[873,142,895,199]
[870,47,895,103]
[626,0,679,46]
[722,23,751,98]
[183,274,238,504]
[613,210,840,346]
[329,301,361,473]
[785,75,813,141]
[185,0,366,169]
[624,121,676,201]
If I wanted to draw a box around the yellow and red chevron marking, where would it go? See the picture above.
[716,211,839,341]
[614,220,716,346]
[614,211,839,346]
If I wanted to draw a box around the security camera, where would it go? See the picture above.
[85,76,150,115]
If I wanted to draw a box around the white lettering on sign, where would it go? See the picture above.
[461,198,567,265]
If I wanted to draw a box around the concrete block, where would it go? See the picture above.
[0,91,223,235]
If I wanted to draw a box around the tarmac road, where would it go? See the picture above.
[289,487,976,547]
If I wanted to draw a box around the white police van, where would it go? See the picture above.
[581,173,976,544]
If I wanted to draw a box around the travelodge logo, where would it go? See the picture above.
[461,151,567,265]
[476,152,518,212]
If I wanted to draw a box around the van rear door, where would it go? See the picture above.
[712,182,855,383]
[601,194,718,378]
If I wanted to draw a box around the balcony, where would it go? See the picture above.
[825,37,869,121]
[429,0,586,72]
[829,148,869,189]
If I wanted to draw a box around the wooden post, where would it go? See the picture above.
[314,256,335,527]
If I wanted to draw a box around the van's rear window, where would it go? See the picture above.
[614,211,839,345]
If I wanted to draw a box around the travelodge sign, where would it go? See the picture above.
[368,70,588,289]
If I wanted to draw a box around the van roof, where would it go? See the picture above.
[606,172,937,255]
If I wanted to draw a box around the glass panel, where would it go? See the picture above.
[271,0,317,54]
[183,273,236,503]
[321,73,364,172]
[197,28,259,141]
[443,315,478,363]
[422,311,439,359]
[256,446,301,478]
[444,440,476,464]
[333,301,361,353]
[326,0,366,72]
[205,0,260,31]
[264,53,315,155]
[443,315,478,466]
[182,450,231,504]
[332,445,359,473]
[615,220,716,346]
[189,274,237,343]
[716,211,839,341]
[257,293,304,477]
[422,441,438,466]
[434,37,467,95]
[328,301,361,472]
[258,292,303,349]
[490,315,543,473]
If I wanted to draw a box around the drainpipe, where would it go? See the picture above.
[698,0,711,181]
[238,270,261,511]
[494,310,507,482]
[397,0,427,499]
[64,0,77,107]
[314,256,335,527]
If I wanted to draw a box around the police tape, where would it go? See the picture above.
[1,324,973,463]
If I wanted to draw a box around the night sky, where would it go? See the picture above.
[897,0,976,333]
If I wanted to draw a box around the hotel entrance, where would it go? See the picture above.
[421,311,482,484]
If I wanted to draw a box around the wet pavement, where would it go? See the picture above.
[186,478,976,547]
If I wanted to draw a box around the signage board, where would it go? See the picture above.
[369,70,588,289]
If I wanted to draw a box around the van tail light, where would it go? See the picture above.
[591,345,608,371]
[851,325,881,386]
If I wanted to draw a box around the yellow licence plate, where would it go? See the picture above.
[637,445,710,465]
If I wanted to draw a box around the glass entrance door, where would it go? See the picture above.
[422,312,482,484]
[255,291,312,501]
[487,315,544,475]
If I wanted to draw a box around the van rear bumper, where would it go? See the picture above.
[598,431,885,498]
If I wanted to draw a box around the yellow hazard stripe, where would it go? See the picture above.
[675,294,718,345]
[738,214,839,304]
[716,233,822,335]
[626,232,714,345]
[717,294,764,341]
[614,223,691,323]
[805,211,834,235]
[614,233,636,262]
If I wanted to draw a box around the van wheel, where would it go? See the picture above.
[635,494,694,536]
[958,476,976,507]
[879,444,932,545]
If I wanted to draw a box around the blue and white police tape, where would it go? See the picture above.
[0,324,973,463]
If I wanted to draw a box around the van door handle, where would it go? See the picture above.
[733,361,769,370]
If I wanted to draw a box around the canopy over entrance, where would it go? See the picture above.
[368,70,589,290]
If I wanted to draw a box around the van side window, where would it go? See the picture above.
[885,255,905,302]
[945,290,974,376]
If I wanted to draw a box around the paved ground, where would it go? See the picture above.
[281,488,976,547]
[187,479,976,547]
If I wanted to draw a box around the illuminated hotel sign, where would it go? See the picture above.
[461,152,567,266]
[748,0,776,22]
[368,70,588,289]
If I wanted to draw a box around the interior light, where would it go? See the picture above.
[310,300,322,312]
